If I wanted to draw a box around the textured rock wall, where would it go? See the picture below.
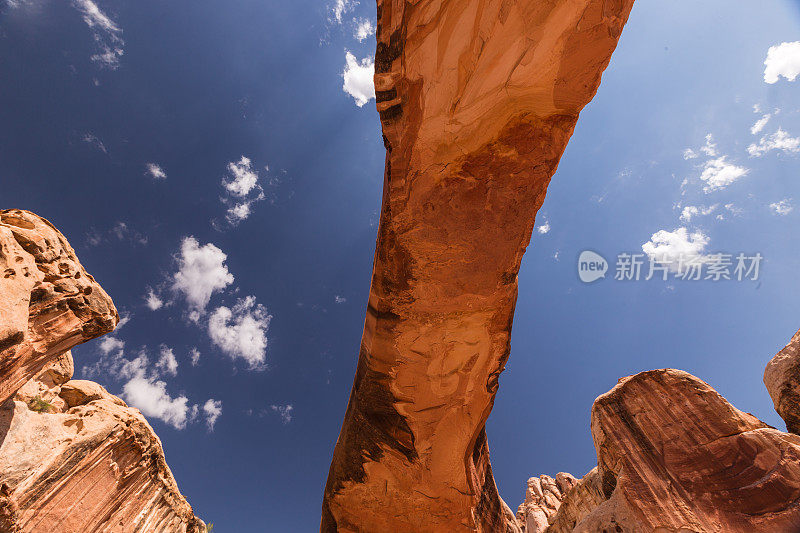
[321,1,635,531]
[765,327,800,434]
[521,369,800,533]
[0,209,117,404]
[0,209,203,533]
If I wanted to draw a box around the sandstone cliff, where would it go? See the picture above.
[321,1,636,531]
[517,369,800,532]
[765,327,800,434]
[0,209,203,533]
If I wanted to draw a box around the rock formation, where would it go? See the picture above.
[765,327,800,434]
[0,209,203,532]
[518,369,800,532]
[321,1,635,531]
[0,209,117,404]
[516,474,577,533]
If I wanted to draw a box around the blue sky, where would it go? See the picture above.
[2,1,800,531]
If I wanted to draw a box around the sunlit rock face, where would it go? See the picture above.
[765,328,800,434]
[0,209,203,533]
[0,353,206,533]
[0,209,117,404]
[523,369,800,533]
[321,1,635,531]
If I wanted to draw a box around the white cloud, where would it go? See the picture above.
[146,163,167,180]
[271,404,293,424]
[72,0,124,69]
[699,157,748,192]
[679,204,717,223]
[155,345,178,377]
[203,399,223,431]
[354,18,375,42]
[98,335,124,355]
[751,114,771,135]
[331,0,358,24]
[123,376,192,429]
[207,296,271,369]
[172,237,234,318]
[342,52,375,107]
[683,148,698,160]
[764,41,800,84]
[770,199,794,215]
[334,295,347,304]
[642,227,710,270]
[701,134,718,157]
[536,222,551,234]
[747,128,800,157]
[145,288,163,311]
[190,348,201,366]
[220,156,266,226]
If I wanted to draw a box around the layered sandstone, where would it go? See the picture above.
[765,327,800,434]
[0,209,117,404]
[321,1,635,531]
[0,209,203,532]
[521,369,800,532]
[516,474,578,533]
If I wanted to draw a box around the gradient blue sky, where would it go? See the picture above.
[2,1,800,531]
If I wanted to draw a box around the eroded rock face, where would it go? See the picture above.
[765,327,800,434]
[0,209,117,404]
[516,474,578,533]
[532,369,800,532]
[0,209,203,532]
[321,1,635,531]
[1,353,206,533]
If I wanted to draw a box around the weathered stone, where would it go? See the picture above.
[321,1,635,531]
[516,473,578,532]
[537,369,800,532]
[0,209,118,404]
[764,327,800,434]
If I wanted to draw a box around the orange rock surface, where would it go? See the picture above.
[765,327,800,434]
[0,209,117,404]
[0,209,203,533]
[521,369,800,532]
[321,1,635,531]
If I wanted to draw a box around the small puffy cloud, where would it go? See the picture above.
[220,156,266,226]
[146,163,167,180]
[354,19,375,42]
[334,295,347,304]
[155,345,178,377]
[145,288,163,311]
[172,237,234,317]
[770,199,794,215]
[331,0,358,23]
[123,376,192,429]
[751,114,771,135]
[73,0,120,33]
[764,41,800,84]
[683,148,698,160]
[747,128,800,157]
[699,157,748,193]
[87,222,148,247]
[271,404,294,424]
[343,52,375,107]
[98,335,124,355]
[642,227,710,270]
[208,296,271,369]
[536,222,551,234]
[190,348,201,366]
[679,204,717,223]
[203,399,223,431]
